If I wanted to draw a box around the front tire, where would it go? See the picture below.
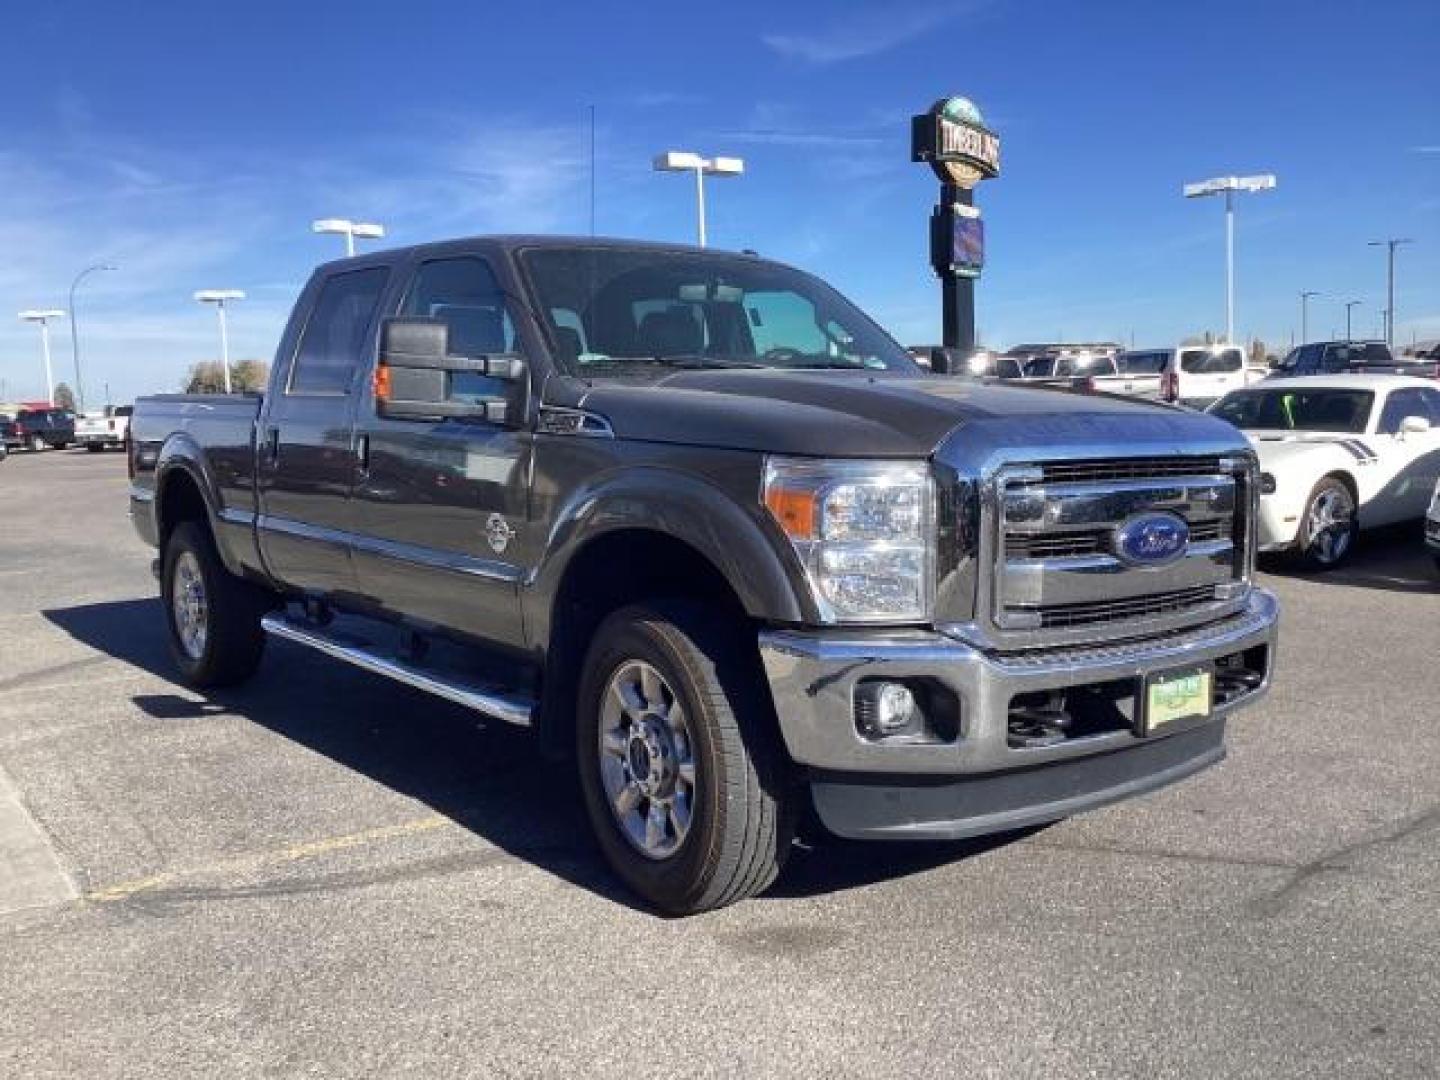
[1294,477,1358,571]
[576,601,794,914]
[161,521,271,687]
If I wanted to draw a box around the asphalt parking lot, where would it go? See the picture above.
[1,448,1436,1078]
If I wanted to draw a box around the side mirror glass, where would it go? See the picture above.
[375,317,526,425]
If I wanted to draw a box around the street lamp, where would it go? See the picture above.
[1183,174,1277,343]
[652,151,744,247]
[194,290,245,394]
[17,309,66,405]
[69,263,117,413]
[1343,300,1362,340]
[1299,290,1321,345]
[1367,238,1413,347]
[312,218,386,257]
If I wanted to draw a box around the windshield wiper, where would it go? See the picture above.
[650,355,767,370]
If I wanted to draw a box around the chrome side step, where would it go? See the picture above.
[261,614,534,727]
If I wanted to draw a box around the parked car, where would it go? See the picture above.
[75,405,133,451]
[1426,477,1440,575]
[1273,340,1440,379]
[0,408,74,451]
[1210,375,1440,569]
[129,236,1278,913]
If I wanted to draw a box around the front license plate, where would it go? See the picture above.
[1139,665,1213,736]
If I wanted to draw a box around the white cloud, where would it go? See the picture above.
[762,2,982,64]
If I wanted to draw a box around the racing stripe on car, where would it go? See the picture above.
[1337,439,1377,463]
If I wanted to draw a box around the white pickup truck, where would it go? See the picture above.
[74,405,132,452]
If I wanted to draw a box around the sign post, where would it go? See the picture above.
[911,97,1000,364]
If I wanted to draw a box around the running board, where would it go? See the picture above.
[261,614,534,727]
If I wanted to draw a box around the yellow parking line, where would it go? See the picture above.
[83,814,449,904]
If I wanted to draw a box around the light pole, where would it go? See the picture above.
[1367,238,1413,347]
[18,310,66,405]
[1299,290,1321,345]
[69,263,117,413]
[1183,174,1277,343]
[194,290,245,393]
[312,218,386,257]
[1344,300,1362,340]
[653,151,744,247]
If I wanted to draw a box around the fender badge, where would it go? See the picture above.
[485,513,515,555]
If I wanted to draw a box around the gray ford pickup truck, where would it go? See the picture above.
[129,236,1279,913]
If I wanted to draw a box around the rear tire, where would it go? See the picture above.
[576,601,795,914]
[161,521,271,687]
[1293,477,1358,571]
[86,443,102,453]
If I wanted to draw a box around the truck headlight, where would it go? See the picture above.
[762,457,935,623]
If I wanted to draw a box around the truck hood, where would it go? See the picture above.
[572,370,1239,458]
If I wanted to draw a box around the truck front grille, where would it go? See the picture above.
[990,454,1254,643]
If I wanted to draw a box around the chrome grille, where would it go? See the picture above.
[1005,518,1229,560]
[1036,456,1226,484]
[1016,585,1219,629]
[991,454,1253,642]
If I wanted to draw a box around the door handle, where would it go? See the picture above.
[265,426,280,465]
[355,433,370,474]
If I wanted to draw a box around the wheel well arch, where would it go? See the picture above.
[156,467,210,546]
[1318,469,1359,503]
[536,528,753,759]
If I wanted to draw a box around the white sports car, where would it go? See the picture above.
[1209,375,1440,569]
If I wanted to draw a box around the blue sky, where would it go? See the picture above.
[1,0,1437,405]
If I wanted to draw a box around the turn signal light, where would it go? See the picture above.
[763,485,817,539]
[372,362,392,402]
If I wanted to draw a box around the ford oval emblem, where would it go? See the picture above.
[1113,512,1189,566]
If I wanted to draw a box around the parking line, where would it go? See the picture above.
[83,814,450,904]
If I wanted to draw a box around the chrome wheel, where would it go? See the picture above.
[1304,485,1355,566]
[171,551,209,660]
[598,659,696,860]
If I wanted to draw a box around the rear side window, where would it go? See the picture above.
[289,267,390,395]
[400,257,516,402]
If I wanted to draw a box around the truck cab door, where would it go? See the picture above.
[256,265,393,597]
[347,254,533,651]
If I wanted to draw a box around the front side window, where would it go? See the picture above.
[519,247,916,378]
[1211,388,1374,433]
[1377,389,1433,434]
[289,267,389,394]
[401,257,516,401]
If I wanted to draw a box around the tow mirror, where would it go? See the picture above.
[1399,415,1431,437]
[375,317,526,425]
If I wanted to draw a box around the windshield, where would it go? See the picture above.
[1181,347,1243,373]
[1056,355,1118,377]
[1210,388,1374,433]
[1120,351,1169,375]
[519,247,918,378]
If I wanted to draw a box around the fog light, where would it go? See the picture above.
[856,681,920,738]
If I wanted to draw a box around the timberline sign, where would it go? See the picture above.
[911,96,1001,188]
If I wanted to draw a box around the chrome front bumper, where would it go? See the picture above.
[759,588,1278,778]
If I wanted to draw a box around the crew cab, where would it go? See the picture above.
[1274,340,1440,380]
[1210,375,1440,568]
[129,236,1279,913]
[75,405,133,451]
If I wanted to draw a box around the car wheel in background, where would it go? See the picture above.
[29,434,45,452]
[161,521,272,687]
[1295,477,1357,571]
[576,600,795,915]
[86,443,103,453]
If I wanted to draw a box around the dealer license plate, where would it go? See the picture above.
[1139,666,1212,736]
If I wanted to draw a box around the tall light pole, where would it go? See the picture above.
[652,151,744,247]
[1344,300,1362,340]
[69,263,117,413]
[1367,238,1413,347]
[312,218,385,257]
[1299,290,1321,345]
[1183,174,1277,343]
[18,310,66,405]
[194,290,245,393]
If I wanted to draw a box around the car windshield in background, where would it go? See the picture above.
[1180,347,1243,373]
[1120,352,1169,374]
[1211,388,1374,433]
[518,247,918,378]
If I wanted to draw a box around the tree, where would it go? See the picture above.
[183,360,270,394]
[53,383,77,411]
[1248,339,1268,367]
